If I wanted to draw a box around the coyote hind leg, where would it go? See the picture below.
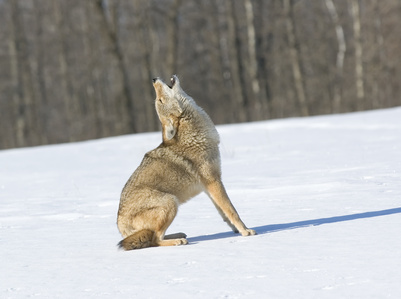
[144,192,188,247]
[118,191,188,250]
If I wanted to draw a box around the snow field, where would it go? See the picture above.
[1,108,401,298]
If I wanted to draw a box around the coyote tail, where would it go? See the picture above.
[117,229,155,250]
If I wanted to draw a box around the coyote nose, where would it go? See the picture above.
[152,77,159,83]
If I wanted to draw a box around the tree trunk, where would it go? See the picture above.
[10,0,37,146]
[324,0,346,113]
[8,0,21,147]
[166,0,182,76]
[94,0,136,133]
[349,0,364,105]
[227,0,248,122]
[33,0,49,145]
[133,0,158,132]
[283,0,309,117]
[244,0,262,119]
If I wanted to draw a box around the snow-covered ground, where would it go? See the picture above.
[1,108,401,298]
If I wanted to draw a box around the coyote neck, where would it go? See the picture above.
[174,105,219,153]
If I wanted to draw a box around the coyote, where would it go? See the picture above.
[117,75,256,250]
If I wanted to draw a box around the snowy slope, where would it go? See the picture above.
[1,108,401,298]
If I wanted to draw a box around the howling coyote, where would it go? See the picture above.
[117,75,255,250]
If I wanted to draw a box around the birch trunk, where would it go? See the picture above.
[324,0,346,112]
[350,0,364,103]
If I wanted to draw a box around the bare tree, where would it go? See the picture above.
[324,0,346,113]
[9,0,39,147]
[8,0,22,147]
[283,0,309,116]
[166,0,182,76]
[349,0,364,104]
[93,0,136,133]
[132,0,159,131]
[227,0,248,122]
[243,0,262,119]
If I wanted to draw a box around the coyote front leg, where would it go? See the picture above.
[206,180,256,236]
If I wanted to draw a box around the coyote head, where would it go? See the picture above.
[152,75,219,147]
[153,75,185,142]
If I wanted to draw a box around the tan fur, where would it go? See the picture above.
[117,75,256,250]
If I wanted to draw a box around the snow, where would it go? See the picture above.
[1,108,401,298]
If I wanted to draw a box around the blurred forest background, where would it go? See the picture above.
[1,0,401,149]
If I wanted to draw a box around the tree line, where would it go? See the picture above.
[1,0,400,149]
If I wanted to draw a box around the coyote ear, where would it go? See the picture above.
[164,118,177,141]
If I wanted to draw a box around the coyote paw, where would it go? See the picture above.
[157,238,188,247]
[240,229,256,236]
[175,238,188,246]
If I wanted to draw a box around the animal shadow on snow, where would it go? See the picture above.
[187,207,401,244]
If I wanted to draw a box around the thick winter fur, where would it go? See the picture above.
[117,75,256,250]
